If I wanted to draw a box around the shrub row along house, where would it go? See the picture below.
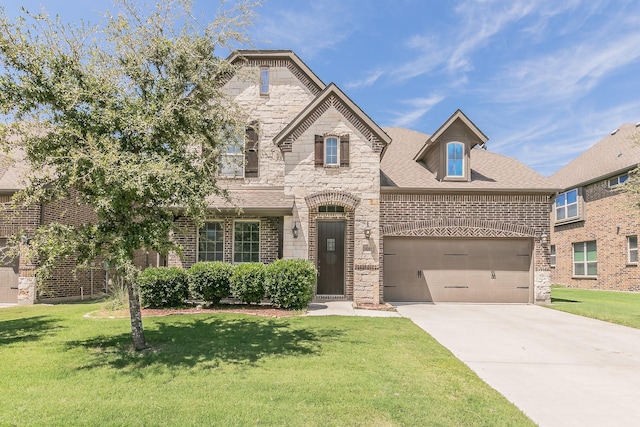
[549,123,640,292]
[2,50,565,305]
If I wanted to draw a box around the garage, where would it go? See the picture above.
[383,237,532,303]
[0,238,19,303]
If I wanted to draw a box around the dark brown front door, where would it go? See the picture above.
[317,221,345,295]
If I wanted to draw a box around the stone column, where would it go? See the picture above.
[18,243,36,305]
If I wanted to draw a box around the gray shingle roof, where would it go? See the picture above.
[0,150,28,192]
[381,127,557,192]
[549,123,640,190]
[205,186,293,215]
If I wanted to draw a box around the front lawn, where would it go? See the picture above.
[549,286,640,329]
[0,302,533,426]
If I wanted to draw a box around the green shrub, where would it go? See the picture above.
[230,262,266,304]
[188,261,232,304]
[265,259,316,309]
[137,267,189,308]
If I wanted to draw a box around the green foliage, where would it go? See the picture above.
[265,259,316,309]
[0,302,536,426]
[138,267,189,308]
[0,0,258,349]
[103,276,129,311]
[188,261,232,304]
[550,286,640,329]
[230,262,266,304]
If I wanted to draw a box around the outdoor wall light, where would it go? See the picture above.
[363,222,372,240]
[292,221,299,239]
[539,232,549,246]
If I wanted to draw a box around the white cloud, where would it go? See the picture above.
[252,1,357,58]
[387,94,446,128]
[344,70,384,89]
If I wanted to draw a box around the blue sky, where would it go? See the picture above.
[4,0,640,176]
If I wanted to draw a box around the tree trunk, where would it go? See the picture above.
[126,280,147,351]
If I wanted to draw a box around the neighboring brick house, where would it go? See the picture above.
[1,49,558,305]
[549,123,640,291]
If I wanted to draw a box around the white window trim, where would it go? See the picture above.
[324,135,340,167]
[573,241,597,278]
[445,141,465,178]
[628,236,638,265]
[608,173,629,188]
[550,244,556,267]
[197,221,225,262]
[232,220,261,263]
[555,188,580,222]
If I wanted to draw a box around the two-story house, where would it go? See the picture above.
[549,123,640,291]
[1,50,557,305]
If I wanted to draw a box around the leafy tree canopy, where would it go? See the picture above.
[0,0,258,349]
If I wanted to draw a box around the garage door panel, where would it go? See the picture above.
[383,237,532,303]
[0,238,19,303]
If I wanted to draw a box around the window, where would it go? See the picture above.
[234,221,260,263]
[609,173,629,187]
[220,131,244,178]
[319,205,345,213]
[219,126,258,178]
[325,137,338,166]
[315,135,350,167]
[550,245,556,267]
[198,222,224,262]
[628,236,638,264]
[573,241,597,276]
[446,142,464,177]
[260,67,269,95]
[555,189,579,221]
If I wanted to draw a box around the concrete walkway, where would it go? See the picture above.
[394,303,640,427]
[307,300,401,317]
[0,303,17,309]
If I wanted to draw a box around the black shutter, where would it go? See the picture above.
[315,135,324,166]
[245,127,259,177]
[340,135,350,167]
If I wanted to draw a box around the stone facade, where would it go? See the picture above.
[380,193,553,302]
[551,179,640,291]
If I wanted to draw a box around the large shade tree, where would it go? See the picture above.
[0,0,257,350]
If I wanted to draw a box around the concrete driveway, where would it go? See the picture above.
[394,303,640,427]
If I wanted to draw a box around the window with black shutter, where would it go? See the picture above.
[340,135,349,167]
[315,135,324,166]
[315,134,350,167]
[245,126,259,177]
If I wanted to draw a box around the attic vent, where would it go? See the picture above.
[611,128,619,135]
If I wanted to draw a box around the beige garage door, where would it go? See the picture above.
[0,238,19,303]
[383,237,532,303]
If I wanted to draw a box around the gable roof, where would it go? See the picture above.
[381,127,558,193]
[273,83,391,153]
[226,50,326,95]
[549,123,640,190]
[413,109,488,161]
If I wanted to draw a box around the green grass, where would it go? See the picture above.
[550,285,640,328]
[0,302,533,426]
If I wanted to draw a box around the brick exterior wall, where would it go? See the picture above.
[380,192,553,303]
[551,180,640,291]
[168,216,281,268]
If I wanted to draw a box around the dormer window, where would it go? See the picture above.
[446,141,464,177]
